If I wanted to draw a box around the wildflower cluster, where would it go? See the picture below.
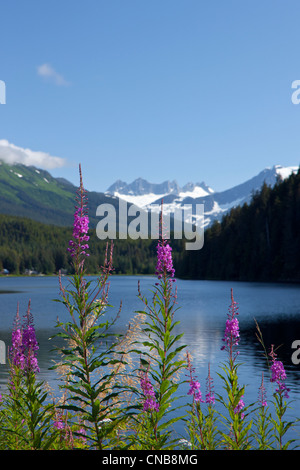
[234,397,245,417]
[10,301,39,375]
[269,345,290,398]
[185,354,218,450]
[155,240,175,279]
[221,289,240,354]
[140,371,159,412]
[186,353,203,403]
[67,165,90,261]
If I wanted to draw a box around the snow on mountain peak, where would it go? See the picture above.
[106,178,213,204]
[106,165,299,227]
[274,165,299,180]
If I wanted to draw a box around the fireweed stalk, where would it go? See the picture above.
[185,354,219,450]
[254,323,298,450]
[131,206,186,450]
[268,345,296,449]
[253,372,274,450]
[217,289,252,450]
[53,165,127,450]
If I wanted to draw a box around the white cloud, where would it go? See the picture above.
[37,63,70,86]
[0,140,67,169]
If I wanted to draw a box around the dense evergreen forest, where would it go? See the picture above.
[0,168,299,282]
[0,214,159,276]
[175,168,300,282]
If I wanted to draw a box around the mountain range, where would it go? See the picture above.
[106,165,299,227]
[0,160,298,231]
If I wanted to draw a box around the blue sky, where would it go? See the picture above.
[1,0,300,193]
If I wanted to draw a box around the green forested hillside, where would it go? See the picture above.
[175,169,300,282]
[0,161,118,227]
[0,214,158,275]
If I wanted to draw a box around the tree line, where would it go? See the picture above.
[0,213,159,276]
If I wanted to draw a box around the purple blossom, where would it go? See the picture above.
[269,345,290,398]
[140,372,159,412]
[10,302,39,375]
[68,209,90,258]
[205,364,215,405]
[234,396,245,418]
[188,379,203,403]
[222,318,240,347]
[221,289,240,354]
[258,373,268,407]
[155,240,175,279]
[68,165,90,259]
[11,328,25,369]
[186,352,204,403]
[53,420,64,430]
[22,305,39,374]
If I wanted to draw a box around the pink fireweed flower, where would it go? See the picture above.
[140,371,159,412]
[234,396,245,418]
[10,301,39,374]
[22,302,39,374]
[11,327,25,369]
[269,345,290,398]
[186,352,204,403]
[258,373,268,407]
[221,289,240,355]
[68,165,90,259]
[188,379,203,403]
[155,239,175,279]
[155,202,175,281]
[53,420,64,430]
[205,364,215,405]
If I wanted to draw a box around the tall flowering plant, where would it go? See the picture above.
[67,167,90,268]
[217,289,253,449]
[130,206,186,449]
[268,345,296,450]
[53,165,127,450]
[185,354,218,449]
[253,322,298,450]
[253,372,274,450]
[10,301,39,375]
[1,302,56,449]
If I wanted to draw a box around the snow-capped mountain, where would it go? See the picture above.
[106,178,214,210]
[106,165,299,228]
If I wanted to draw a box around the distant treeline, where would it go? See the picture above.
[175,169,300,282]
[0,214,160,275]
[0,169,300,282]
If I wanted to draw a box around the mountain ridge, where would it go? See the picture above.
[0,160,299,231]
[106,165,299,226]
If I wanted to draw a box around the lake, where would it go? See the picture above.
[1,275,300,444]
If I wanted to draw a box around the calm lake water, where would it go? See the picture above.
[1,275,300,444]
